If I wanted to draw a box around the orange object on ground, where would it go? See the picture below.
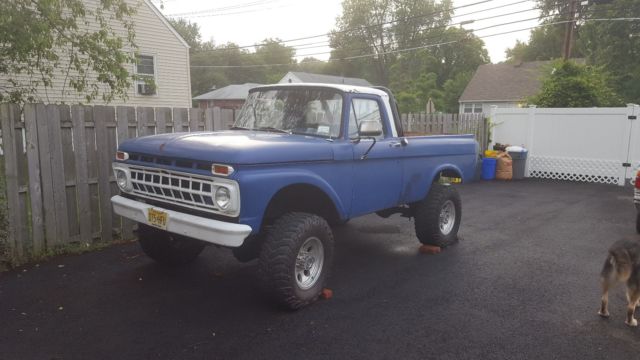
[321,288,333,300]
[419,245,442,254]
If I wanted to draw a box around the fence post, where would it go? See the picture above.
[189,108,201,131]
[22,105,45,254]
[115,106,135,240]
[46,105,70,246]
[173,108,188,132]
[525,105,537,178]
[155,107,171,134]
[33,104,61,248]
[71,106,92,244]
[621,104,639,185]
[488,105,498,149]
[204,108,214,131]
[212,107,223,131]
[94,106,113,242]
[0,104,22,259]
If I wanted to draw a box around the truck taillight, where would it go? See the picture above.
[635,170,640,189]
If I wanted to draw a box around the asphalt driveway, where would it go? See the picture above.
[1,180,639,360]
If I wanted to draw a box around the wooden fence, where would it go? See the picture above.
[0,104,488,263]
[0,104,235,262]
[401,112,488,151]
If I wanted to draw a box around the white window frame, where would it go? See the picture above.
[463,102,483,114]
[135,54,158,97]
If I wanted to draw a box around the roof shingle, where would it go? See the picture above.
[459,61,551,102]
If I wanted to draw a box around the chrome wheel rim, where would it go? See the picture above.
[295,237,324,290]
[439,200,456,235]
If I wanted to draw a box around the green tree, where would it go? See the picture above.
[297,57,330,74]
[529,60,623,107]
[442,71,472,113]
[254,39,296,83]
[511,0,639,102]
[329,0,453,86]
[190,43,265,96]
[329,0,487,112]
[168,18,202,53]
[0,0,138,104]
[427,27,488,87]
[577,0,640,103]
[505,24,568,62]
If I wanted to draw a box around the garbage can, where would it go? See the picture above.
[481,157,497,180]
[507,148,528,180]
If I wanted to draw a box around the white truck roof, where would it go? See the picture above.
[251,83,390,99]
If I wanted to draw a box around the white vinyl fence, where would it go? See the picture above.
[490,104,640,186]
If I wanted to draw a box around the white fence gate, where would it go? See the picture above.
[491,104,640,186]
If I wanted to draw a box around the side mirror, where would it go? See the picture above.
[358,120,383,137]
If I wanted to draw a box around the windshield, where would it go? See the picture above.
[233,88,343,139]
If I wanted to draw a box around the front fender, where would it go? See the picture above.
[236,166,348,232]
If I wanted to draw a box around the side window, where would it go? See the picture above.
[348,98,385,139]
[136,55,156,96]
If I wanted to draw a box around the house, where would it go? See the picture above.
[1,0,191,108]
[458,61,551,114]
[193,83,263,110]
[279,72,371,86]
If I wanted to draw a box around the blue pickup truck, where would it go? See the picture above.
[111,83,478,309]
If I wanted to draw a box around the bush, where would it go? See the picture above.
[529,60,624,107]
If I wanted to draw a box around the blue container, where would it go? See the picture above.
[481,158,497,180]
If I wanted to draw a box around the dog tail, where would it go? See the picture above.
[605,247,633,280]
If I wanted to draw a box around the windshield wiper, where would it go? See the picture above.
[255,126,291,134]
[230,126,251,130]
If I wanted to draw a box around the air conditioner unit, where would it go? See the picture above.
[137,83,156,95]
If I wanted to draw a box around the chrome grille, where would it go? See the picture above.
[129,166,218,213]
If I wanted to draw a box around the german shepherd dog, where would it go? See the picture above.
[599,237,640,326]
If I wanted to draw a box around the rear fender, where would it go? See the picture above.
[416,164,464,200]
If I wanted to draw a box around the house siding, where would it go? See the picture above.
[1,0,191,107]
[459,101,521,115]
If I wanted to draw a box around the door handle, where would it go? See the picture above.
[389,138,409,148]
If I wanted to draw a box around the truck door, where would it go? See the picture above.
[348,96,404,217]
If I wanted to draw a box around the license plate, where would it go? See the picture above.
[148,208,168,230]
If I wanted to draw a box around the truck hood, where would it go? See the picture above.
[118,131,334,165]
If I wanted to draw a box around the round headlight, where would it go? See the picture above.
[215,187,231,209]
[116,170,128,191]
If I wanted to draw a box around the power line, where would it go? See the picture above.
[189,17,640,69]
[191,0,533,53]
[168,2,294,19]
[166,0,281,17]
[200,6,611,59]
[291,6,543,55]
[294,13,549,58]
[197,8,558,60]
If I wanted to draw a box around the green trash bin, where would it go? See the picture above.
[508,149,528,180]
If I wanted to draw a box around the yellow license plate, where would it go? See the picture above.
[148,208,168,230]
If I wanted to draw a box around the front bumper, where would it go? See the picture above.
[111,195,252,247]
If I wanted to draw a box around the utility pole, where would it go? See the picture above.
[563,0,578,60]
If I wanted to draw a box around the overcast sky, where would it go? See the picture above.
[152,0,541,64]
